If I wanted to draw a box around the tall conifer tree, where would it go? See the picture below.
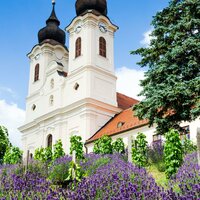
[132,0,200,134]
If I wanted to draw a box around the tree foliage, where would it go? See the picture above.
[70,135,84,160]
[3,146,23,164]
[53,139,65,160]
[0,126,11,164]
[132,0,200,134]
[34,147,52,163]
[182,136,197,154]
[132,132,148,167]
[65,161,84,184]
[112,138,125,153]
[164,129,183,178]
[93,135,113,154]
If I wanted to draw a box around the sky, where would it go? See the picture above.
[0,0,169,147]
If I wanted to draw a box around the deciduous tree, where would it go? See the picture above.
[0,126,11,164]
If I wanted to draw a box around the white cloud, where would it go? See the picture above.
[140,28,153,47]
[0,99,25,148]
[0,86,17,99]
[116,66,145,101]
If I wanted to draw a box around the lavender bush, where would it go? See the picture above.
[148,140,165,172]
[0,152,199,199]
[170,152,200,199]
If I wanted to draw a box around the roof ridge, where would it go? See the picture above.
[117,92,139,102]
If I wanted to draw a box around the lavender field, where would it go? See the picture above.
[0,152,199,200]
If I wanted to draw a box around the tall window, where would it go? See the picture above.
[99,37,106,57]
[34,64,39,82]
[50,79,54,89]
[47,134,53,148]
[49,95,54,106]
[75,37,81,58]
[153,134,162,142]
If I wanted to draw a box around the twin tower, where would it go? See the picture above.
[19,0,120,156]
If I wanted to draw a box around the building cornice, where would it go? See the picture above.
[19,98,121,133]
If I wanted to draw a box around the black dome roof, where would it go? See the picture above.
[75,0,107,16]
[38,3,66,45]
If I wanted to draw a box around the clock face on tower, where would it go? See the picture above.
[74,21,82,33]
[99,22,107,33]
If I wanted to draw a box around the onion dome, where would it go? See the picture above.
[75,0,107,16]
[38,2,66,45]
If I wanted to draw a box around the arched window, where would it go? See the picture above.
[47,134,53,148]
[75,37,81,58]
[99,37,106,58]
[30,153,33,159]
[34,64,40,82]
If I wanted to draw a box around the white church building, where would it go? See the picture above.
[19,0,199,156]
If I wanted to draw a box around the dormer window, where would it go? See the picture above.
[34,64,40,82]
[75,37,81,58]
[99,37,106,58]
[117,122,124,128]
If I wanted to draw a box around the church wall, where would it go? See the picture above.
[86,118,200,153]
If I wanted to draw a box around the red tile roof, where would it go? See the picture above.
[117,92,139,110]
[86,107,148,144]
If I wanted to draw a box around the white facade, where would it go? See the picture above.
[86,118,200,153]
[19,9,121,156]
[19,4,200,157]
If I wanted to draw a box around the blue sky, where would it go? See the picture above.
[0,0,169,146]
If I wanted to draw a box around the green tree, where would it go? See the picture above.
[70,135,84,160]
[0,126,11,164]
[53,139,65,160]
[132,132,148,167]
[164,129,183,178]
[112,138,125,153]
[3,146,23,164]
[132,0,200,134]
[93,135,113,154]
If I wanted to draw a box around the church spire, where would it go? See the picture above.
[46,0,60,26]
[38,1,66,45]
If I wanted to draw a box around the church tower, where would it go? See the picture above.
[19,0,121,156]
[64,0,121,140]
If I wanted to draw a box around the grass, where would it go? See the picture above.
[147,164,169,189]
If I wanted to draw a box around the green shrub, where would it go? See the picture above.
[48,163,70,185]
[3,146,23,164]
[147,141,165,172]
[70,135,84,160]
[34,147,45,161]
[27,160,47,177]
[182,137,197,155]
[65,161,85,188]
[132,132,148,167]
[53,140,65,160]
[34,147,52,163]
[112,138,125,153]
[93,135,112,154]
[155,161,166,172]
[164,129,183,178]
